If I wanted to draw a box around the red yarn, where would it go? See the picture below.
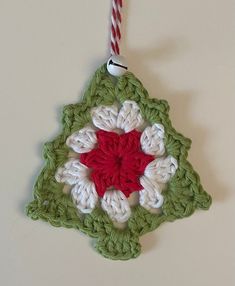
[80,130,154,198]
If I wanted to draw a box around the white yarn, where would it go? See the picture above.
[144,156,178,183]
[139,176,164,209]
[101,190,131,223]
[55,159,89,185]
[91,101,144,133]
[140,123,165,156]
[55,101,179,221]
[116,100,144,132]
[71,180,98,214]
[66,126,97,153]
[91,105,118,131]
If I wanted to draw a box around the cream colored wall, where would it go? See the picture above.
[0,1,234,285]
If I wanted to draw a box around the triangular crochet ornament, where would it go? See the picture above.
[26,1,212,260]
[26,64,211,260]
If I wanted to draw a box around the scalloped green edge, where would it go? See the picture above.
[26,64,212,260]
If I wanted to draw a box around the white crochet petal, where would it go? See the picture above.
[139,176,164,209]
[116,100,144,132]
[55,159,89,185]
[91,105,118,131]
[66,126,97,153]
[140,123,165,156]
[101,190,131,223]
[144,155,178,183]
[71,180,98,214]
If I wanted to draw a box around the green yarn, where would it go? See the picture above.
[26,64,212,260]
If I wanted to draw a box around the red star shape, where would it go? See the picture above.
[80,130,154,198]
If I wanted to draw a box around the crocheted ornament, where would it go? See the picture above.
[26,64,212,260]
[26,0,212,260]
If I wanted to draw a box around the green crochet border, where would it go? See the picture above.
[26,64,212,260]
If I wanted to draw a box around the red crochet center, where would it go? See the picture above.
[80,130,154,198]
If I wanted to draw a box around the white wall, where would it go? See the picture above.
[0,1,234,285]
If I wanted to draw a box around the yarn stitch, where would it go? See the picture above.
[80,130,154,197]
[26,64,212,260]
[55,100,177,222]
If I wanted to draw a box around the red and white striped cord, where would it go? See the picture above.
[110,0,123,55]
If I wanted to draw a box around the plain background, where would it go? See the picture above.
[0,0,235,285]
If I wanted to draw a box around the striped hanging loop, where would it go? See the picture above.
[110,0,123,55]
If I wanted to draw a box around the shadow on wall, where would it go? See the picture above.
[118,0,227,254]
[123,42,227,204]
[123,42,228,254]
